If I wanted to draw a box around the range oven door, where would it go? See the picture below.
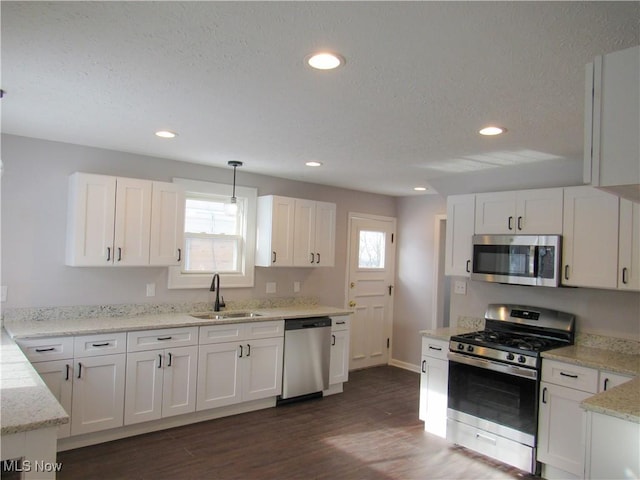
[447,352,539,447]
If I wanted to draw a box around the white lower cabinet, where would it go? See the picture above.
[418,336,449,438]
[32,360,73,438]
[329,316,350,386]
[71,352,126,436]
[196,321,284,411]
[537,359,599,479]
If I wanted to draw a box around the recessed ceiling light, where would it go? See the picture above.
[479,126,506,136]
[414,186,428,191]
[306,52,345,70]
[305,161,323,167]
[155,130,177,138]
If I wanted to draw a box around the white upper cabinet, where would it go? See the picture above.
[475,188,563,234]
[149,181,185,266]
[66,173,184,266]
[445,194,475,277]
[256,195,336,267]
[562,186,619,289]
[585,45,640,203]
[618,199,640,291]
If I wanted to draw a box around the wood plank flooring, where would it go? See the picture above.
[57,366,538,479]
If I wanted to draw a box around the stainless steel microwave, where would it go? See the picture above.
[471,235,561,287]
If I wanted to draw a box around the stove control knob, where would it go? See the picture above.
[506,353,515,361]
[457,343,464,351]
[467,345,474,353]
[518,355,527,364]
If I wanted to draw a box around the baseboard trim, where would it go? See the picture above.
[389,358,421,374]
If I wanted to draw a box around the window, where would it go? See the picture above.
[358,230,386,269]
[168,178,257,289]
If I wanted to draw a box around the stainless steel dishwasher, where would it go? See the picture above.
[279,316,332,403]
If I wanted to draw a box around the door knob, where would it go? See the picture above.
[349,301,356,307]
[350,282,355,288]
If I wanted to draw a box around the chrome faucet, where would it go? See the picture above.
[210,273,225,311]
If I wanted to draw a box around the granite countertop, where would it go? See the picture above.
[419,327,474,342]
[3,305,353,339]
[581,377,640,423]
[0,331,69,435]
[542,344,640,424]
[542,344,640,376]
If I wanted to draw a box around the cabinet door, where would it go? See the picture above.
[71,354,126,435]
[475,191,516,234]
[419,355,448,438]
[33,360,73,438]
[113,177,152,266]
[242,337,284,402]
[562,186,619,289]
[516,188,563,234]
[619,199,640,291]
[149,181,185,266]
[329,329,350,385]
[588,46,640,193]
[314,201,336,267]
[66,172,116,266]
[124,350,163,425]
[598,370,633,393]
[293,199,316,266]
[196,342,242,410]
[537,381,590,476]
[445,194,475,276]
[162,346,198,418]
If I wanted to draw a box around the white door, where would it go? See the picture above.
[347,213,396,370]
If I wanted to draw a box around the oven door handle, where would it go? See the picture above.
[447,352,538,380]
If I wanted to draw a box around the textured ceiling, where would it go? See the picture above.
[1,2,639,196]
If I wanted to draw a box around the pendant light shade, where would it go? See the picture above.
[225,160,243,215]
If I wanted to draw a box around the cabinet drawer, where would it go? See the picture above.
[199,323,245,344]
[74,332,127,357]
[127,327,198,352]
[541,359,598,393]
[245,320,284,339]
[331,315,350,332]
[421,337,449,360]
[17,336,74,362]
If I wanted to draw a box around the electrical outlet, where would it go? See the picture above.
[1,286,7,302]
[454,280,467,295]
[266,282,277,294]
[293,281,300,293]
[146,283,156,297]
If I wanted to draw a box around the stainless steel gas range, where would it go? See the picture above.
[446,304,575,475]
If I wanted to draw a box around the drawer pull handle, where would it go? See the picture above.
[603,378,610,391]
[421,360,427,374]
[92,342,110,347]
[542,387,548,404]
[157,336,172,341]
[466,260,471,273]
[316,253,320,264]
[35,347,56,353]
[560,371,578,379]
[428,346,442,351]
[336,321,346,325]
[476,433,497,445]
[77,362,83,379]
[246,344,251,357]
[239,345,243,358]
[167,352,173,367]
[107,247,111,262]
[332,334,336,346]
[310,253,315,264]
[177,248,182,262]
[65,364,70,381]
[158,354,162,368]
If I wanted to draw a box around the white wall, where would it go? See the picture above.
[0,134,396,309]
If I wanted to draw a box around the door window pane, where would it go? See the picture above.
[358,230,385,269]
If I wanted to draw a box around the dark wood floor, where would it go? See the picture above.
[57,366,538,479]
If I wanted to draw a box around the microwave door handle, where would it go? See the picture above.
[530,246,537,278]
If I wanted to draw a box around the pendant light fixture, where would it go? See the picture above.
[225,160,243,215]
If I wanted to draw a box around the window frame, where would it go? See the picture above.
[168,178,257,289]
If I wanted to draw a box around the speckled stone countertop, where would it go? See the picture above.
[581,377,640,423]
[542,345,640,423]
[3,305,353,339]
[419,327,474,342]
[1,330,69,435]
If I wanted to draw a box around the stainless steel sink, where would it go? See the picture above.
[190,312,262,320]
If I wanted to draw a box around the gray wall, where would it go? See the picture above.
[0,134,396,309]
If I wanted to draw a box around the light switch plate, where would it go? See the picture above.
[266,282,277,294]
[454,280,467,295]
[293,281,300,293]
[1,286,7,302]
[146,283,156,297]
